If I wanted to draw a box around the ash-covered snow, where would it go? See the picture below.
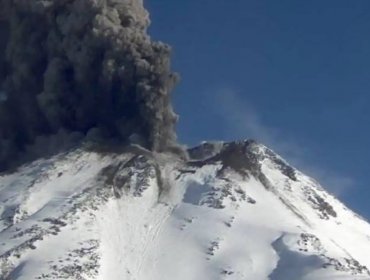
[1,140,370,280]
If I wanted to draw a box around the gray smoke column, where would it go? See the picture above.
[0,0,180,170]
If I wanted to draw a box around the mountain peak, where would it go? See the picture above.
[1,143,370,279]
[188,139,297,182]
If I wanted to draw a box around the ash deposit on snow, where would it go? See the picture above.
[0,0,179,170]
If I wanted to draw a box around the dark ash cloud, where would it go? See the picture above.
[0,0,180,170]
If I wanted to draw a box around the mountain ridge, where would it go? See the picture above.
[0,139,369,279]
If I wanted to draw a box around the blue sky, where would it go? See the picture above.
[146,0,370,219]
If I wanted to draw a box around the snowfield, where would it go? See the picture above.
[1,141,370,280]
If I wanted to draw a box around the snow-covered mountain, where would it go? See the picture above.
[1,140,370,280]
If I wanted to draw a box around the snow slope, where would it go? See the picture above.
[0,141,370,280]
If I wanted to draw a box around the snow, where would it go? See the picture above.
[97,175,171,280]
[1,142,370,279]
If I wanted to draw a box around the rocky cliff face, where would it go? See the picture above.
[0,141,369,280]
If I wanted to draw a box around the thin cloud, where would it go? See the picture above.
[202,87,355,197]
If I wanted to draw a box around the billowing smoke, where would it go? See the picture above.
[0,0,180,170]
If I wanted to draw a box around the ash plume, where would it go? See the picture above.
[0,0,180,170]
